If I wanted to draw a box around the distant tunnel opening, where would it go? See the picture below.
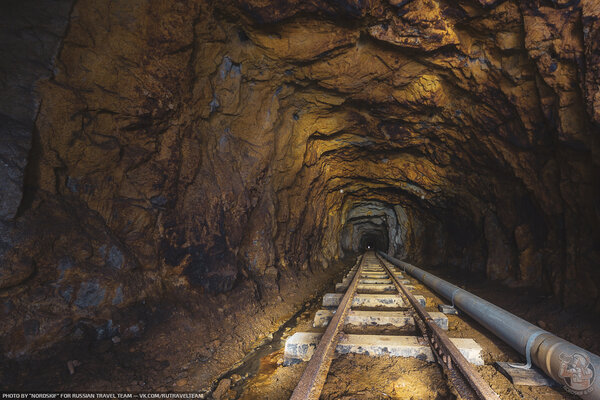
[340,200,411,258]
[358,231,388,252]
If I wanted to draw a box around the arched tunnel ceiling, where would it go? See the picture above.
[1,0,599,363]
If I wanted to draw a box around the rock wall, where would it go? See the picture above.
[0,0,599,386]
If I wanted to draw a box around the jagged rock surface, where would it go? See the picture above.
[0,0,599,390]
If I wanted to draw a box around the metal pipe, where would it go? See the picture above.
[379,251,600,400]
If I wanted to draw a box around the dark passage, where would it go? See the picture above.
[358,232,388,253]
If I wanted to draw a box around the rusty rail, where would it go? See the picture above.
[376,254,501,400]
[289,255,366,400]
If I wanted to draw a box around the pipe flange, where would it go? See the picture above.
[508,330,547,370]
[450,288,461,308]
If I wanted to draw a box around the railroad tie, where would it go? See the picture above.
[286,251,497,400]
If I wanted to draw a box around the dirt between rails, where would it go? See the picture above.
[238,353,451,400]
[227,263,598,400]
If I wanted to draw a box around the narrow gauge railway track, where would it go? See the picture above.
[287,251,500,400]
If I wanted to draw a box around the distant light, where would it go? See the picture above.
[421,195,425,200]
[340,189,344,193]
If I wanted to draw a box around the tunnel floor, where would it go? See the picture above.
[3,256,599,399]
[235,256,600,400]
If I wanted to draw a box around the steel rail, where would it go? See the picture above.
[379,251,600,400]
[376,254,501,400]
[290,254,366,400]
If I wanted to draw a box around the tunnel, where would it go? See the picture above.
[1,0,599,398]
[340,201,400,257]
[358,232,388,253]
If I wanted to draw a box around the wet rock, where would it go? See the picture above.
[122,323,144,340]
[112,286,124,305]
[106,246,124,270]
[74,281,106,309]
[150,195,168,208]
[57,257,73,280]
[59,286,74,302]
[66,176,79,193]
